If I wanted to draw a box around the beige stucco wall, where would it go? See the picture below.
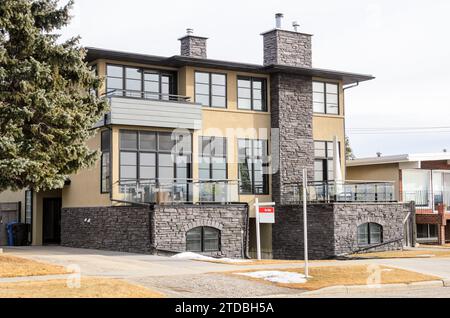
[61,130,111,208]
[346,163,401,199]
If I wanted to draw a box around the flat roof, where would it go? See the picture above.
[85,47,375,85]
[347,153,450,167]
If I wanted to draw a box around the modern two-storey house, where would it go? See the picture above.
[0,15,415,259]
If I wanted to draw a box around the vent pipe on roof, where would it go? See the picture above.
[376,152,382,158]
[275,13,284,29]
[292,21,300,32]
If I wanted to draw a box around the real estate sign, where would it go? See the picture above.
[258,207,275,224]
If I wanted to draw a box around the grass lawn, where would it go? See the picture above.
[231,265,440,291]
[350,249,450,259]
[0,278,164,298]
[0,255,69,278]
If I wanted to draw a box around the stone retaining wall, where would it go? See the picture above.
[273,202,414,259]
[61,204,248,258]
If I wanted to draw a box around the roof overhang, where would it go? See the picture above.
[347,153,450,167]
[85,47,374,85]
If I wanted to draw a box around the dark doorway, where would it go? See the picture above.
[43,198,62,245]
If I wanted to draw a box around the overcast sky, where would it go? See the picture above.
[60,0,450,158]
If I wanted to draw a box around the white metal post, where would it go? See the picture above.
[303,168,309,278]
[255,198,262,260]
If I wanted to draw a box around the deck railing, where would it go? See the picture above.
[104,89,191,102]
[113,179,240,205]
[282,180,396,205]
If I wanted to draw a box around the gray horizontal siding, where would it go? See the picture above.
[107,97,202,130]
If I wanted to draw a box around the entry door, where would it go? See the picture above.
[0,210,19,246]
[43,198,62,245]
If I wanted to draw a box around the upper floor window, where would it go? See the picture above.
[106,64,175,100]
[238,139,269,195]
[237,77,267,112]
[313,81,339,115]
[195,72,226,108]
[314,141,339,182]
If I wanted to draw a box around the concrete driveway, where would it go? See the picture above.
[5,246,450,298]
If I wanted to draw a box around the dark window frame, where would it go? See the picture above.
[100,129,111,193]
[238,139,269,195]
[357,222,383,246]
[237,76,268,112]
[313,80,340,115]
[198,136,228,180]
[194,71,227,109]
[119,130,192,185]
[186,226,221,252]
[314,140,340,182]
[106,63,177,99]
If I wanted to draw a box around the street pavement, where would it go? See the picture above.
[5,246,450,298]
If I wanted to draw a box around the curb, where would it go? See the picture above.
[302,280,446,296]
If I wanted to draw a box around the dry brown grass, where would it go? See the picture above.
[0,255,69,278]
[230,265,439,291]
[350,249,450,259]
[0,278,164,298]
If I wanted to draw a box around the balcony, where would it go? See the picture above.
[282,180,396,205]
[113,179,240,205]
[403,191,450,212]
[98,89,203,130]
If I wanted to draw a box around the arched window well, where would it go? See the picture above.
[186,227,221,252]
[357,223,383,246]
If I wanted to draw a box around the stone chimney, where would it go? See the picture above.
[261,14,312,68]
[178,28,208,59]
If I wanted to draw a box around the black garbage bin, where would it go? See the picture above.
[12,223,29,246]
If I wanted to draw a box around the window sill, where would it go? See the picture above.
[313,113,344,119]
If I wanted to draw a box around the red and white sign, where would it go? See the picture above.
[258,207,275,224]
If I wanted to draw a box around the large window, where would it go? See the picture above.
[186,227,220,252]
[357,223,383,246]
[106,64,175,99]
[119,130,191,186]
[417,224,438,241]
[101,130,111,193]
[237,77,267,111]
[238,139,269,195]
[402,170,431,207]
[313,81,339,114]
[195,72,226,108]
[199,137,227,180]
[314,141,338,182]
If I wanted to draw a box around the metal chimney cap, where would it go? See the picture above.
[186,28,194,35]
[292,21,300,32]
[275,13,284,29]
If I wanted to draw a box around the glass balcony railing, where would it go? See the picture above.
[113,179,240,205]
[282,180,396,205]
[402,190,450,211]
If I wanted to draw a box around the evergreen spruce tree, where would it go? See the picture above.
[0,0,108,191]
[345,136,356,160]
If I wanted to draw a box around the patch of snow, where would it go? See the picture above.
[171,252,251,263]
[236,270,309,284]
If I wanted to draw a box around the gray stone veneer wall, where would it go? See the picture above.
[179,35,208,58]
[263,29,312,67]
[61,204,248,258]
[272,203,414,260]
[152,204,248,258]
[61,206,152,253]
[270,73,314,204]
